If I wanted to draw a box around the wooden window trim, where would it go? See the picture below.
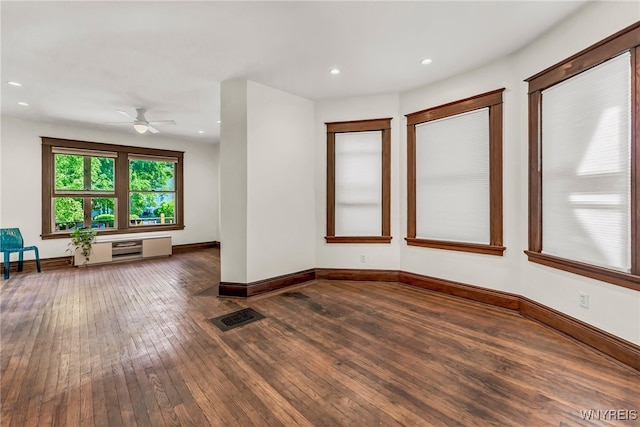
[525,251,640,292]
[405,89,505,256]
[326,236,392,244]
[41,137,185,239]
[325,118,392,244]
[525,22,640,291]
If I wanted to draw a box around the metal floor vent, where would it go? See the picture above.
[209,308,265,331]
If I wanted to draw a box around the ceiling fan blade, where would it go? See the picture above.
[148,120,176,125]
[104,121,133,125]
[148,125,160,134]
[117,110,136,120]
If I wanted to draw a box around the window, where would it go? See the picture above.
[325,118,391,243]
[42,138,184,238]
[51,147,117,231]
[406,89,504,255]
[129,156,177,226]
[526,22,640,291]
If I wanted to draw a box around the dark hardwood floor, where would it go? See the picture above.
[1,248,638,426]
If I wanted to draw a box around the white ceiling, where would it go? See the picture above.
[1,1,587,144]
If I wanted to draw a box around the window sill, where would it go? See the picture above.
[42,224,185,240]
[325,236,392,244]
[525,251,640,291]
[405,238,505,256]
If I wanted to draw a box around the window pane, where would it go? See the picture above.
[541,52,631,272]
[55,154,114,191]
[55,154,84,190]
[54,197,84,231]
[334,131,382,236]
[130,193,175,225]
[91,157,114,191]
[129,159,175,191]
[91,198,116,229]
[415,108,490,244]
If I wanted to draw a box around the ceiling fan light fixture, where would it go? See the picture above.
[134,122,149,134]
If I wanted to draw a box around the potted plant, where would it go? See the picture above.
[67,227,97,266]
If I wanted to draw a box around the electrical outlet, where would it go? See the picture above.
[360,254,366,263]
[579,292,589,309]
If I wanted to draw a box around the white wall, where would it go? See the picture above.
[220,80,249,283]
[0,117,219,259]
[315,93,401,270]
[219,80,316,284]
[246,81,316,282]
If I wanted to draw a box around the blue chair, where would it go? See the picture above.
[1,228,41,280]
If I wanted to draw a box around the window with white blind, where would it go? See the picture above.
[542,53,631,271]
[526,22,640,291]
[406,89,504,255]
[415,109,490,244]
[42,137,184,238]
[325,118,391,244]
[334,131,382,236]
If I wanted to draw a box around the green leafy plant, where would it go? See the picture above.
[67,227,97,265]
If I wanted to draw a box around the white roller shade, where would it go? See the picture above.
[334,131,382,236]
[52,147,117,158]
[128,154,178,163]
[541,52,631,272]
[415,108,490,244]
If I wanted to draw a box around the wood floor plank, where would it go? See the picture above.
[2,248,639,426]
[260,290,466,426]
[1,272,55,424]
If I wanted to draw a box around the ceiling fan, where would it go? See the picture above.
[107,108,176,134]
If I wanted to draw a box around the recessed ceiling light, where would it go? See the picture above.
[216,120,221,124]
[7,81,22,87]
[198,130,204,134]
[420,58,433,65]
[18,102,29,106]
[330,68,340,75]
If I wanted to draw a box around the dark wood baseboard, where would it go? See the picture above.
[1,241,221,276]
[315,268,399,282]
[1,255,71,275]
[219,268,316,298]
[399,271,521,310]
[519,297,640,371]
[314,268,519,310]
[172,241,220,254]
